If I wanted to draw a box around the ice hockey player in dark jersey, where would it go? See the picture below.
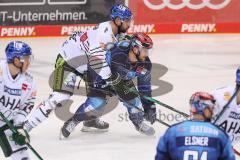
[60,33,156,138]
[155,92,236,160]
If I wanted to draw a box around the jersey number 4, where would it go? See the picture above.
[184,150,207,160]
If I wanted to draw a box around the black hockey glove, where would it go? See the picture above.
[143,104,156,124]
[106,73,138,101]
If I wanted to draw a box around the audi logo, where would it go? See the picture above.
[143,0,231,10]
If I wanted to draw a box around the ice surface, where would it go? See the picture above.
[0,34,240,160]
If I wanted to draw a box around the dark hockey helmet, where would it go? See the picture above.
[189,92,216,115]
[131,32,153,49]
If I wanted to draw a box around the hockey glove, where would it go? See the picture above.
[143,104,156,124]
[93,80,108,89]
[126,71,136,80]
[12,128,30,146]
[125,67,149,80]
[107,73,138,101]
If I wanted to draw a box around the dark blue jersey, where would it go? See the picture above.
[155,120,236,160]
[107,40,153,106]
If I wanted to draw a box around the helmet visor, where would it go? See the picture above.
[19,55,34,64]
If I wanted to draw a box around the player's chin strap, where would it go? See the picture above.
[118,22,123,34]
[113,18,125,35]
[12,58,24,73]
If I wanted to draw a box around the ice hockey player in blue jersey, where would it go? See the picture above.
[155,92,236,160]
[60,33,156,137]
[106,32,156,125]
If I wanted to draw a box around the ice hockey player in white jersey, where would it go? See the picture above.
[212,67,240,149]
[0,41,36,160]
[24,4,133,132]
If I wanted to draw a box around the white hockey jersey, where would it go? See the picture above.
[60,21,117,79]
[212,86,240,144]
[0,61,36,127]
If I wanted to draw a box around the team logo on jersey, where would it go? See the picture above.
[229,111,240,120]
[22,83,28,91]
[0,95,21,110]
[4,86,22,96]
[218,119,240,135]
[223,92,231,101]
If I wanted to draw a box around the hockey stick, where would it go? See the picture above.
[233,148,240,157]
[155,119,171,127]
[127,87,189,118]
[127,85,240,156]
[212,86,240,156]
[128,87,240,156]
[123,98,171,127]
[84,84,177,127]
[213,86,240,124]
[86,86,171,127]
[0,112,44,160]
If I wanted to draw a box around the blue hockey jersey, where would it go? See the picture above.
[107,40,154,106]
[155,120,236,160]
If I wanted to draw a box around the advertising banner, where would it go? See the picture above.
[0,24,95,37]
[0,0,240,37]
[128,0,240,33]
[0,0,124,26]
[1,22,240,38]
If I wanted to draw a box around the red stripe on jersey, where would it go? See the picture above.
[22,83,28,91]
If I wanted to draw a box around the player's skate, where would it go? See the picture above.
[60,118,79,139]
[81,118,109,132]
[129,112,155,136]
[136,121,155,136]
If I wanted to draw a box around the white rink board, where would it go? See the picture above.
[0,34,240,160]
